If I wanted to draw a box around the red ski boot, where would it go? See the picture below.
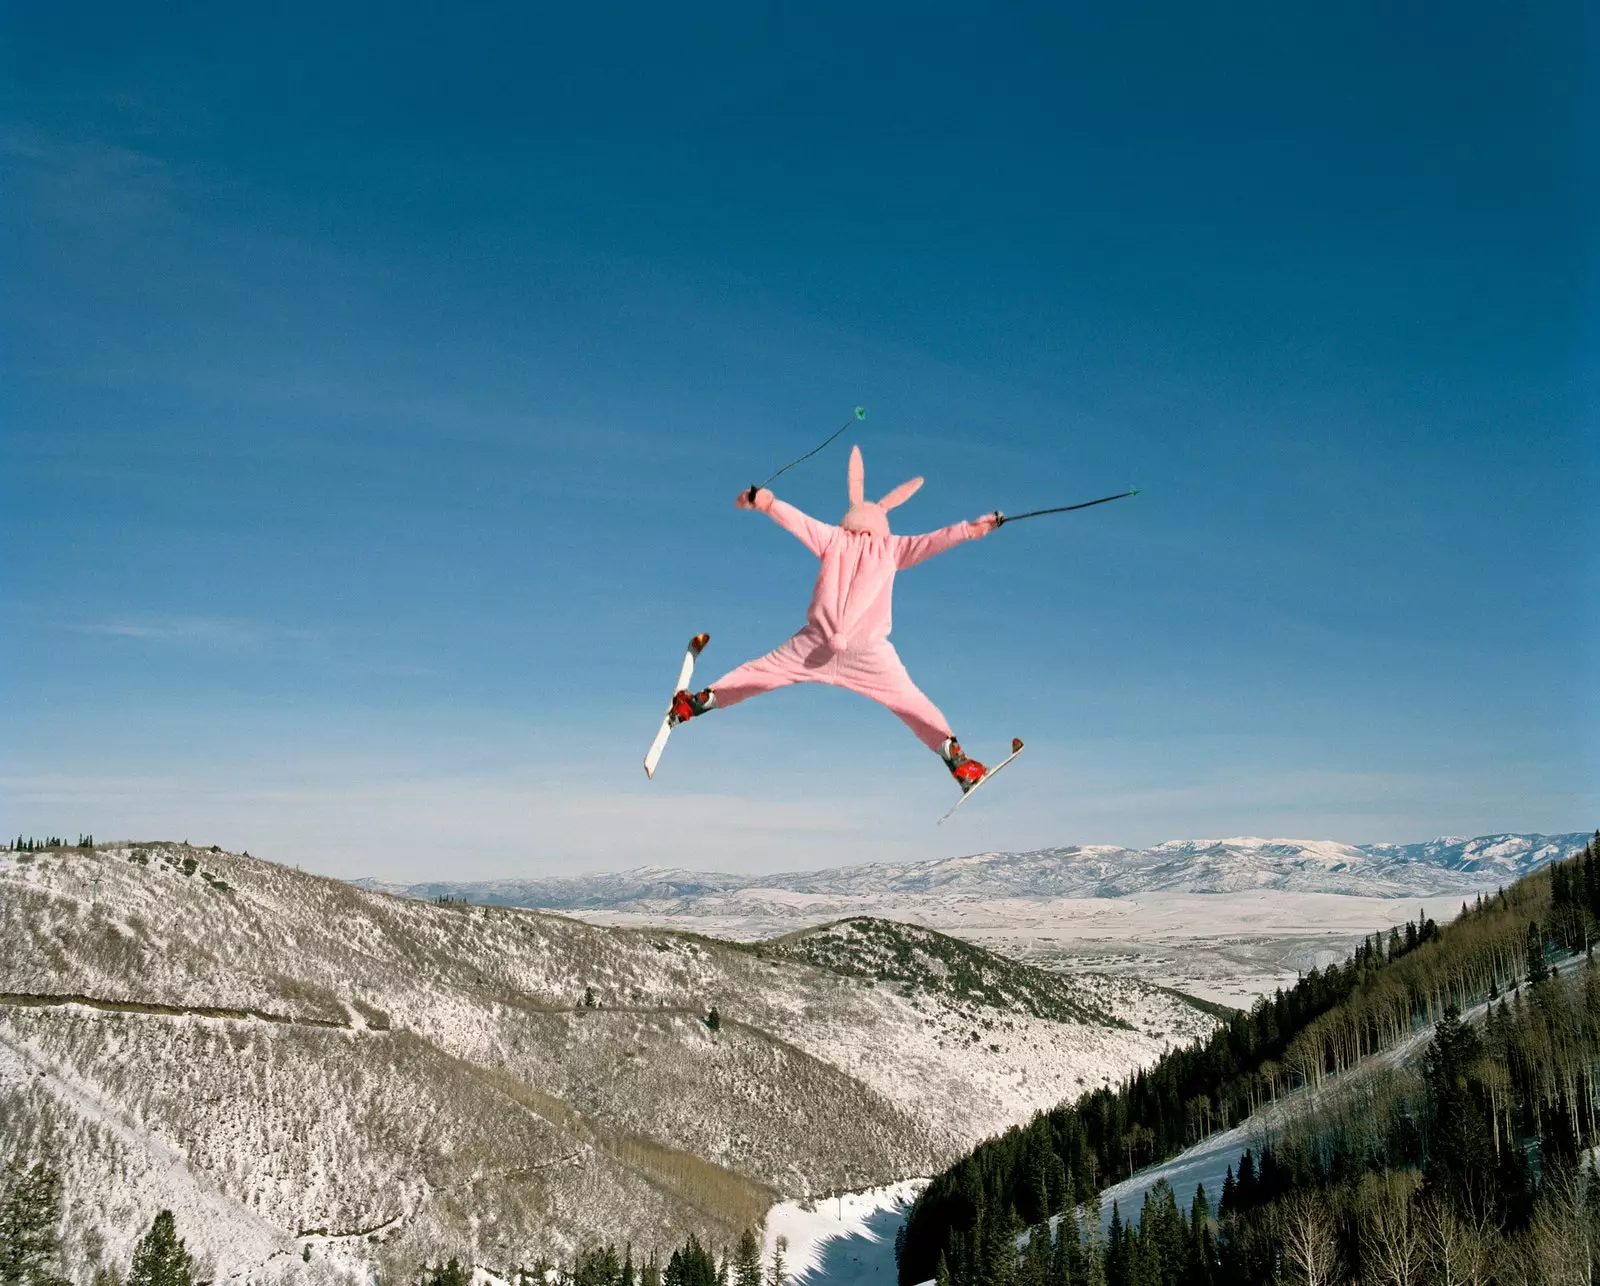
[939,737,987,793]
[668,688,717,727]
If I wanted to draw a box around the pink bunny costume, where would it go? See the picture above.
[706,446,996,752]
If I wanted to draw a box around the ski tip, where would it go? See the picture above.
[1011,737,1024,753]
[690,633,710,654]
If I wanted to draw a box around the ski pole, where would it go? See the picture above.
[747,407,866,503]
[994,488,1140,526]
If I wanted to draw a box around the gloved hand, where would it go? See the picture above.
[971,511,1002,536]
[736,487,775,511]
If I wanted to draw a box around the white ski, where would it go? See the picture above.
[937,737,1025,824]
[643,633,710,778]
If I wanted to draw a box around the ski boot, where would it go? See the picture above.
[668,688,717,727]
[939,736,986,793]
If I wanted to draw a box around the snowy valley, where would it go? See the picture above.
[0,842,1211,1283]
[357,833,1590,1006]
[2,831,1587,1283]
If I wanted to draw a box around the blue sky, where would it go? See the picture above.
[3,3,1594,880]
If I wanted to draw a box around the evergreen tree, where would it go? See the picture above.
[575,1246,621,1286]
[766,1236,787,1286]
[1235,1153,1257,1210]
[1076,1218,1107,1286]
[1124,1230,1157,1286]
[666,1237,718,1286]
[1047,1226,1070,1286]
[1138,1181,1185,1286]
[733,1230,762,1286]
[422,1261,471,1286]
[1540,1095,1581,1178]
[1047,1154,1069,1216]
[1525,920,1549,984]
[1018,1224,1048,1286]
[1587,835,1600,918]
[126,1211,194,1286]
[934,1251,952,1286]
[0,1158,63,1286]
[1186,1185,1215,1286]
[1423,1006,1494,1218]
[707,1007,722,1031]
[1104,1204,1127,1286]
[973,1211,1014,1286]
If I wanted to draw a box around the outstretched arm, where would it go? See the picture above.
[735,487,837,557]
[893,512,1000,569]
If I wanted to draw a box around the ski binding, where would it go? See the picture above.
[937,737,1024,824]
[643,633,710,778]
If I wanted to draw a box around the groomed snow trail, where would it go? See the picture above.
[765,1180,926,1286]
[1093,986,1508,1228]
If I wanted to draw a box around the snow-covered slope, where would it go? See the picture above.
[0,843,1211,1282]
[357,833,1589,909]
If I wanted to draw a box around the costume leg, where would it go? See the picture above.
[706,630,833,710]
[838,642,954,752]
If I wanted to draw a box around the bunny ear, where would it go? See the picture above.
[878,477,924,510]
[847,445,865,505]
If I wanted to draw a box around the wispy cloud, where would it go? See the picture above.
[72,616,318,648]
[58,615,437,679]
[2,126,176,222]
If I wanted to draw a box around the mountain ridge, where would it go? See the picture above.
[353,831,1592,908]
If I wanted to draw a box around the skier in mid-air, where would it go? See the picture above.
[666,445,1003,794]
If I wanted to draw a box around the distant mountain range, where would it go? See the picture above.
[354,832,1594,908]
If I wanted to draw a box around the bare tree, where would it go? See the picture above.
[1278,1192,1343,1286]
[1357,1172,1425,1286]
[1418,1198,1494,1286]
[1524,1171,1597,1286]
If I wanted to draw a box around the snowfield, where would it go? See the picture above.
[357,833,1588,907]
[554,889,1481,1007]
[0,843,1214,1282]
[360,833,1585,1005]
[764,1180,926,1286]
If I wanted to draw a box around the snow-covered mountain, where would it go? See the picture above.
[356,832,1591,909]
[1,842,1212,1282]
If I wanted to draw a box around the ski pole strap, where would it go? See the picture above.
[995,488,1140,525]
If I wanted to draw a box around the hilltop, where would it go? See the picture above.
[761,918,1197,1030]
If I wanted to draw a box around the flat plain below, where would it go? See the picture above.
[566,888,1479,1006]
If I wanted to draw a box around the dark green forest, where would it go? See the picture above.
[898,832,1600,1286]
